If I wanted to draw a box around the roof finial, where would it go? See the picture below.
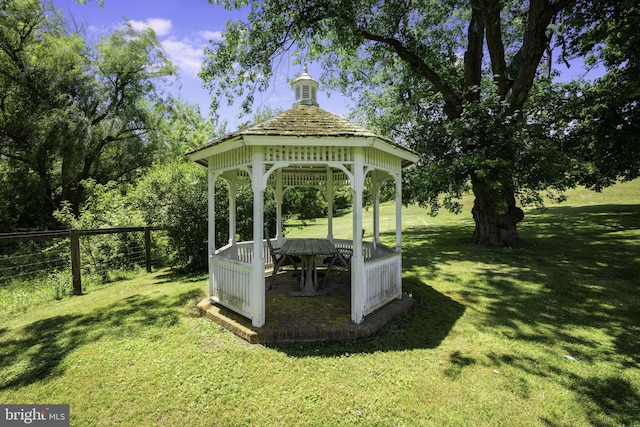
[303,63,308,74]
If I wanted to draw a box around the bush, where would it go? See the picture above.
[135,162,281,270]
[55,179,148,279]
[134,162,209,271]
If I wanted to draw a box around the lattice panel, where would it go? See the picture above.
[265,171,351,188]
[364,148,401,173]
[209,146,252,170]
[282,172,327,187]
[264,145,354,163]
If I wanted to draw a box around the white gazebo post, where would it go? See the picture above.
[395,172,403,297]
[326,166,334,241]
[207,164,218,298]
[274,168,284,247]
[351,147,366,324]
[370,170,388,252]
[223,170,238,259]
[250,146,266,328]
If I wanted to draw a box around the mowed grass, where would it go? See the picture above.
[1,181,639,426]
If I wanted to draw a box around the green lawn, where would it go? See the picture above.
[1,181,639,426]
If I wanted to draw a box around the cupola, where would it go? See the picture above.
[292,64,319,107]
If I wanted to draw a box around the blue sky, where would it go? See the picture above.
[51,0,349,129]
[50,1,600,130]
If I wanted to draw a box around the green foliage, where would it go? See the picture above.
[54,179,148,280]
[154,97,223,162]
[283,188,326,220]
[55,179,142,230]
[558,0,640,189]
[134,162,209,271]
[333,186,352,213]
[200,0,640,248]
[0,0,176,230]
[566,73,640,190]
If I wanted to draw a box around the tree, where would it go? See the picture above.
[557,0,640,190]
[0,0,88,229]
[154,97,224,162]
[200,0,627,248]
[0,0,175,230]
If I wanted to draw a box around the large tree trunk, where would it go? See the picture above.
[470,178,524,248]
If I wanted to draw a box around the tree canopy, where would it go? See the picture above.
[558,0,640,190]
[201,0,639,247]
[0,0,176,230]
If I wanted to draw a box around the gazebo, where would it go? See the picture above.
[187,67,419,330]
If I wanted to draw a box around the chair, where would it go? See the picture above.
[321,246,352,287]
[264,227,300,289]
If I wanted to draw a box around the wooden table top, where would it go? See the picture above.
[280,239,337,256]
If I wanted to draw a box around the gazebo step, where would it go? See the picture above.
[197,298,259,343]
[197,294,414,344]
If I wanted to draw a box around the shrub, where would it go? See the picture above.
[134,162,209,271]
[55,179,148,279]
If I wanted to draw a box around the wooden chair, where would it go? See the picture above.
[264,227,300,289]
[321,247,352,288]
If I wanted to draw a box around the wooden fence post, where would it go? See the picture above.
[144,227,152,273]
[0,226,162,291]
[70,230,82,295]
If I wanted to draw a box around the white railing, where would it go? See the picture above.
[332,238,387,261]
[363,246,402,316]
[210,239,401,321]
[215,241,260,264]
[210,251,252,319]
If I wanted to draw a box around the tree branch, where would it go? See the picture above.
[506,0,576,111]
[358,29,462,118]
[463,1,485,102]
[482,0,509,98]
[0,145,32,167]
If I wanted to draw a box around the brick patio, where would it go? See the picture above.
[197,268,414,343]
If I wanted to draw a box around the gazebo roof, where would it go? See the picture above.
[186,104,419,167]
[239,104,382,138]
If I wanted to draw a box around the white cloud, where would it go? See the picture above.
[197,30,223,42]
[124,19,225,78]
[162,30,227,77]
[128,18,172,36]
[161,38,204,77]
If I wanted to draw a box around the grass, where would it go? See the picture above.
[1,181,639,426]
[0,267,148,315]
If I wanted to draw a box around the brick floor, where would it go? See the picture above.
[197,268,414,343]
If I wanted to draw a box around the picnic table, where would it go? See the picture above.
[280,238,337,294]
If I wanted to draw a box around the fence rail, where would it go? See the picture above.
[0,227,162,295]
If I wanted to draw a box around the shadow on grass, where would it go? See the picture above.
[267,204,638,362]
[396,203,639,426]
[399,204,639,358]
[0,288,203,391]
[155,269,208,284]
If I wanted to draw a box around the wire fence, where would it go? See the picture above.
[0,227,165,314]
[76,230,148,283]
[0,238,70,283]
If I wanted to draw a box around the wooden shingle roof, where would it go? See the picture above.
[186,104,417,158]
[246,104,380,138]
